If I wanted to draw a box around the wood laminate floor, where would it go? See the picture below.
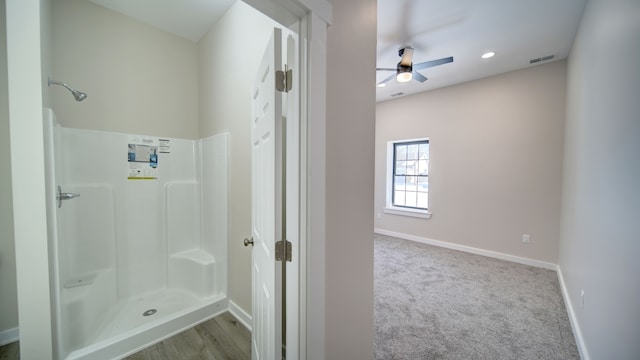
[0,312,250,360]
[0,341,18,360]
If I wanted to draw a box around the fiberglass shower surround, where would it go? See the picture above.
[43,109,229,359]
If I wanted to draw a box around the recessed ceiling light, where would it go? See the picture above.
[377,83,386,88]
[481,51,495,59]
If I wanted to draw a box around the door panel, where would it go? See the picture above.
[251,27,283,360]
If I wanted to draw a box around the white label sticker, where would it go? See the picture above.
[128,136,159,180]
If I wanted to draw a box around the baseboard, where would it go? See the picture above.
[374,228,557,270]
[557,267,590,360]
[0,327,19,346]
[228,300,252,332]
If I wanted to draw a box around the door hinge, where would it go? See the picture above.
[275,66,293,93]
[275,239,292,262]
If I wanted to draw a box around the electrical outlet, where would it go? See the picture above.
[522,234,531,243]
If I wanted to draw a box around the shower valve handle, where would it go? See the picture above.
[57,185,80,208]
[243,237,254,247]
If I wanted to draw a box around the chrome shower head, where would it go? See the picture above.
[48,78,87,102]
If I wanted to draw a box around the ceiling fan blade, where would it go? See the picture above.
[414,56,454,70]
[377,72,397,86]
[412,71,428,83]
[376,67,397,71]
[399,47,414,67]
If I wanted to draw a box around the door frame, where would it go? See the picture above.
[242,1,331,358]
[7,0,331,359]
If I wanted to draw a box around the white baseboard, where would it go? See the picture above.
[557,267,590,360]
[374,228,557,270]
[0,327,19,346]
[228,300,252,332]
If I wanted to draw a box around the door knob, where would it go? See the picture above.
[243,237,254,247]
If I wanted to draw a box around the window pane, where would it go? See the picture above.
[395,145,407,161]
[406,160,417,175]
[394,176,405,190]
[417,159,428,175]
[395,161,406,175]
[418,176,428,191]
[417,192,428,209]
[419,143,429,158]
[405,176,418,192]
[407,144,419,160]
[405,191,417,207]
[394,191,406,206]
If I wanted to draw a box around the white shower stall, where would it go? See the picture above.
[43,108,229,359]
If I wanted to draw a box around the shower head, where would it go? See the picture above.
[48,78,87,102]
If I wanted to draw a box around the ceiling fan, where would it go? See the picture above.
[376,46,453,87]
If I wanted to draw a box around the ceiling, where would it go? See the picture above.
[87,0,587,102]
[376,0,586,102]
[88,0,237,42]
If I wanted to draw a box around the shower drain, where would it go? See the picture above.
[142,309,157,317]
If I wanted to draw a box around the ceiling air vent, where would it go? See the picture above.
[530,54,556,64]
[391,92,405,97]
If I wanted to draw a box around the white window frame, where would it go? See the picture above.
[384,137,432,219]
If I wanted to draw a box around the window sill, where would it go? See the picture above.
[383,206,432,219]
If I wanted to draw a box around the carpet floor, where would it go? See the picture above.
[374,234,580,360]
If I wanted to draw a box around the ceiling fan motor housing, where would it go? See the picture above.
[397,63,412,73]
[398,46,413,57]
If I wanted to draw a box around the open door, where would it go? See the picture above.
[250,27,284,360]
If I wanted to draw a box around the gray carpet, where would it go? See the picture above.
[374,234,580,360]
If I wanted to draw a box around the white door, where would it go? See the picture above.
[251,27,284,360]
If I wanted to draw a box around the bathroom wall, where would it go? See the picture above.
[51,0,199,139]
[0,0,19,342]
[198,1,281,315]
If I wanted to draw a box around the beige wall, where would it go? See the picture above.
[325,0,376,357]
[51,0,199,139]
[375,61,567,264]
[559,0,640,358]
[198,1,280,316]
[40,0,52,107]
[0,0,19,336]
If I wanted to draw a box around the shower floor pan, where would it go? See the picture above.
[65,289,227,360]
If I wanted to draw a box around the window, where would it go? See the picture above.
[385,138,431,219]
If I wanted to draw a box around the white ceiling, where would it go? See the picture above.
[87,0,587,102]
[88,0,237,42]
[376,0,586,102]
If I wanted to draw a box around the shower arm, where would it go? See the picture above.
[48,78,73,91]
[48,77,87,101]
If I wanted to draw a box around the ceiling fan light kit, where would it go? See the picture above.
[396,66,413,82]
